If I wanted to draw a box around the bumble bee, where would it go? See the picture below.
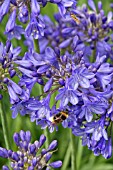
[50,111,68,125]
[70,13,80,24]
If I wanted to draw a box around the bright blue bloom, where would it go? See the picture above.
[0,41,32,103]
[39,0,113,59]
[0,0,75,41]
[44,77,53,92]
[56,79,79,107]
[5,9,17,33]
[11,101,29,119]
[7,79,30,104]
[88,0,96,11]
[69,67,95,89]
[31,0,40,16]
[55,0,76,13]
[0,0,10,22]
[25,14,45,39]
[72,115,112,159]
[18,5,29,23]
[79,100,108,122]
[1,0,112,160]
[5,25,25,40]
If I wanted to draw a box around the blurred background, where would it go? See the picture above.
[0,0,113,169]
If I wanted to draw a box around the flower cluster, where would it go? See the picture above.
[10,0,113,159]
[0,130,62,170]
[0,40,32,103]
[0,0,76,40]
[0,0,113,161]
[39,0,113,59]
[10,46,113,159]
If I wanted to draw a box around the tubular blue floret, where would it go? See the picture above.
[18,5,29,23]
[44,78,53,92]
[48,140,57,151]
[31,0,40,15]
[29,144,36,154]
[0,0,10,22]
[25,131,31,143]
[13,133,20,146]
[0,148,8,158]
[38,134,46,148]
[5,9,17,33]
[11,152,20,161]
[49,161,62,168]
[2,166,10,170]
[45,153,52,162]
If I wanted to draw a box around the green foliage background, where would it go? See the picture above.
[0,0,113,169]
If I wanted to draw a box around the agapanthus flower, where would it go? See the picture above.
[0,130,62,169]
[4,8,25,40]
[12,42,113,123]
[0,41,31,103]
[39,0,113,60]
[25,14,45,39]
[70,85,113,159]
[11,36,113,159]
[0,0,76,40]
[38,13,90,55]
[72,115,112,159]
[49,0,77,16]
[3,0,113,160]
[71,0,113,58]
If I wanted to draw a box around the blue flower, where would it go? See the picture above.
[78,94,109,122]
[31,0,40,16]
[7,79,30,104]
[0,41,34,103]
[44,77,53,92]
[0,41,21,99]
[88,0,96,11]
[50,0,76,16]
[72,115,112,158]
[0,0,10,22]
[5,9,17,33]
[101,138,112,159]
[56,78,79,107]
[25,14,45,39]
[39,0,113,59]
[69,67,95,89]
[18,5,29,23]
[5,25,25,40]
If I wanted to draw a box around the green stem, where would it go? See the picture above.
[0,101,10,150]
[91,41,96,63]
[88,152,96,168]
[76,137,83,170]
[34,39,40,53]
[43,128,49,148]
[61,142,71,170]
[70,129,77,170]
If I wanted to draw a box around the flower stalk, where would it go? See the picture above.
[76,138,83,170]
[61,141,71,170]
[34,38,40,53]
[70,130,77,170]
[44,128,50,148]
[0,100,10,150]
